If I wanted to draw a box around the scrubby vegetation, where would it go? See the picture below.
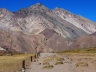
[43,55,64,63]
[43,65,54,69]
[43,62,49,65]
[57,58,64,61]
[75,62,88,67]
[55,61,63,65]
[57,47,96,53]
[0,54,34,72]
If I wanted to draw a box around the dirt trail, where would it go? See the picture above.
[25,53,96,72]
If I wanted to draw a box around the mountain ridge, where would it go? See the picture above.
[0,3,96,53]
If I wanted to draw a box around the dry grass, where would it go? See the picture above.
[43,55,58,62]
[75,62,88,67]
[43,55,64,63]
[57,48,96,59]
[43,62,49,65]
[57,58,64,61]
[0,54,34,72]
[55,61,63,65]
[57,48,96,54]
[43,65,54,69]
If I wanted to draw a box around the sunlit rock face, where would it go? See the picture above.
[0,3,96,53]
[53,8,96,34]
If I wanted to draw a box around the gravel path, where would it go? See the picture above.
[25,53,74,72]
[25,53,96,72]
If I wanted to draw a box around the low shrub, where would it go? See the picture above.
[55,61,63,65]
[43,65,54,69]
[76,62,88,67]
[43,62,49,65]
[58,58,64,61]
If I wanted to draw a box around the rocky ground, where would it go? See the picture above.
[25,53,96,72]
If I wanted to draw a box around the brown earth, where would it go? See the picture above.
[0,30,47,53]
[26,53,96,72]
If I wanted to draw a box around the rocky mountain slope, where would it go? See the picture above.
[53,8,96,34]
[0,3,96,53]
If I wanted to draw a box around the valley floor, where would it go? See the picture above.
[25,53,96,72]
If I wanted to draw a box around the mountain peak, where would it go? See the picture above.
[54,7,60,10]
[29,3,44,9]
[0,8,13,16]
[53,7,74,16]
[24,3,51,14]
[29,3,43,8]
[34,3,42,6]
[15,3,50,17]
[0,8,9,13]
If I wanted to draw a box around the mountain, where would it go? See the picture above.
[53,8,96,34]
[0,3,96,53]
